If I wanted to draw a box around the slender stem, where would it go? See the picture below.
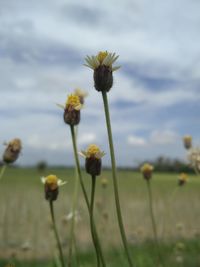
[0,165,7,181]
[49,201,66,267]
[90,175,100,267]
[146,180,163,267]
[70,125,107,267]
[102,91,134,267]
[68,127,80,267]
[162,186,178,239]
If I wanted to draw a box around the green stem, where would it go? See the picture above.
[49,201,66,267]
[90,175,100,267]
[70,125,107,267]
[146,180,163,267]
[102,91,134,267]
[0,165,7,181]
[162,186,178,239]
[68,127,80,267]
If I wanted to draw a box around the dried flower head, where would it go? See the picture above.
[74,88,88,104]
[187,147,200,171]
[183,135,192,150]
[140,163,154,180]
[79,144,105,176]
[63,94,82,126]
[41,174,66,201]
[84,51,120,92]
[3,138,22,164]
[178,173,188,186]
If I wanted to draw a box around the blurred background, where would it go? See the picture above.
[1,0,200,167]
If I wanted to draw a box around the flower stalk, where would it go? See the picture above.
[68,165,79,267]
[146,180,163,267]
[0,165,7,181]
[49,200,66,267]
[102,90,134,267]
[70,125,106,267]
[90,175,100,267]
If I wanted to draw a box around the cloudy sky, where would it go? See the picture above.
[0,0,200,166]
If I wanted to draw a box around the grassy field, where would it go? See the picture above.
[0,167,200,266]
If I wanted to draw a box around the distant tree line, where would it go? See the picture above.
[139,156,193,173]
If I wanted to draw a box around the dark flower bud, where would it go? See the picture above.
[94,65,113,92]
[86,157,102,176]
[64,107,80,126]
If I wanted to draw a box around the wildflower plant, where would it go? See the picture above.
[61,92,106,267]
[80,144,105,266]
[140,163,164,266]
[84,51,134,267]
[41,175,66,267]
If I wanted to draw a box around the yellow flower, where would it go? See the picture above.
[97,51,109,64]
[140,163,154,180]
[84,51,120,72]
[41,175,66,190]
[178,173,188,186]
[66,94,82,111]
[79,144,105,159]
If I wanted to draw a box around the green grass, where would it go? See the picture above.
[0,167,200,266]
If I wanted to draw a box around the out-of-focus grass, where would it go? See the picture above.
[0,167,200,262]
[1,239,200,267]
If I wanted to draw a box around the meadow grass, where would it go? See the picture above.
[0,167,200,265]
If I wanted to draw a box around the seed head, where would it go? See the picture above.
[3,138,22,164]
[140,163,154,180]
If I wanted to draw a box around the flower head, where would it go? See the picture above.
[178,173,188,186]
[183,135,192,150]
[84,51,120,72]
[3,138,22,164]
[74,88,88,104]
[65,94,82,111]
[80,144,105,176]
[41,174,66,201]
[80,144,105,159]
[84,51,120,92]
[140,163,154,180]
[63,94,82,126]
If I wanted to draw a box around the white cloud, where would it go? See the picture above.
[0,0,199,166]
[127,135,147,146]
[150,130,179,145]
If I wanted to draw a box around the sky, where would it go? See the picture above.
[0,0,200,167]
